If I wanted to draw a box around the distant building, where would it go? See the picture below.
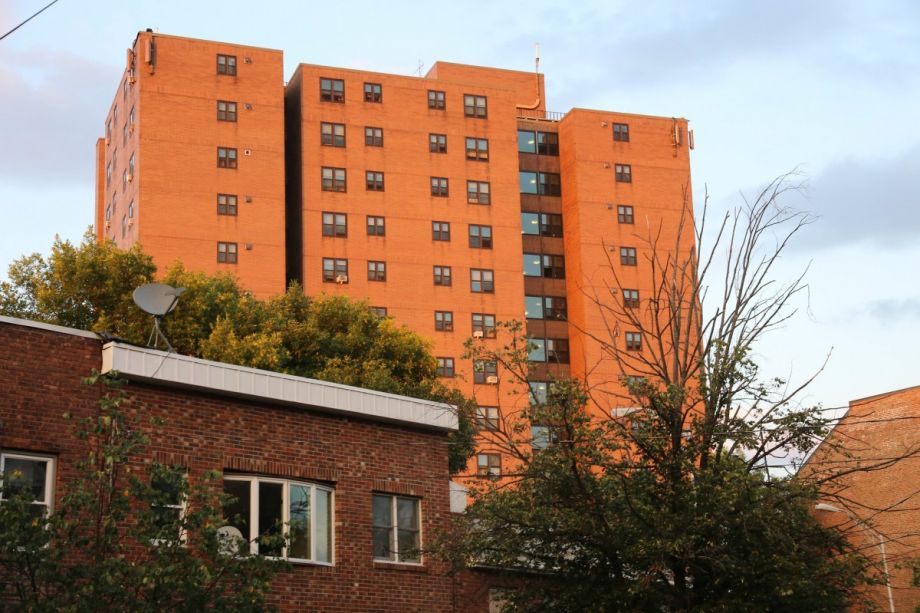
[803,386,920,611]
[95,30,695,477]
[0,315,459,611]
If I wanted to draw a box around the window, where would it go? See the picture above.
[217,147,237,169]
[470,269,494,293]
[529,381,548,404]
[122,169,128,190]
[223,476,333,562]
[468,224,492,249]
[429,133,447,153]
[322,212,347,237]
[472,313,496,338]
[525,296,567,320]
[464,94,487,118]
[476,453,501,477]
[473,360,498,384]
[372,494,420,563]
[106,161,112,186]
[428,90,446,110]
[433,265,452,286]
[523,254,566,279]
[476,406,499,429]
[367,215,385,236]
[217,242,237,264]
[322,167,346,192]
[467,180,490,205]
[123,122,128,146]
[366,171,385,191]
[432,221,450,241]
[320,77,345,103]
[217,193,238,216]
[547,338,570,364]
[321,122,346,147]
[517,130,558,155]
[521,212,562,237]
[528,338,546,362]
[531,425,557,451]
[615,164,632,183]
[436,357,455,377]
[128,153,135,178]
[150,466,186,542]
[625,331,642,351]
[617,205,634,224]
[217,100,237,122]
[434,311,453,331]
[127,201,134,219]
[519,171,561,196]
[613,123,630,142]
[365,127,383,147]
[216,54,237,75]
[622,289,640,308]
[430,177,449,197]
[537,131,559,155]
[620,247,637,266]
[363,82,382,103]
[367,260,386,281]
[106,119,112,144]
[369,306,388,318]
[323,258,348,283]
[0,452,55,519]
[465,137,489,161]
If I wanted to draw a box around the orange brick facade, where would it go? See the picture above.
[95,32,694,479]
[804,386,920,611]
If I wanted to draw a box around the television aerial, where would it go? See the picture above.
[132,283,186,352]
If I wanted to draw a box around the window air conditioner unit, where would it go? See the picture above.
[129,122,135,133]
[472,330,484,338]
[335,275,348,284]
[127,220,134,227]
[105,221,111,229]
[486,375,499,384]
[105,137,111,145]
[127,76,136,85]
[126,174,133,183]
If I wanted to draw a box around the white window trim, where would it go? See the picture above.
[373,493,423,565]
[151,470,188,545]
[0,451,56,516]
[223,475,334,565]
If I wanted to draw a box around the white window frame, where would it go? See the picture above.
[223,475,334,565]
[150,468,188,545]
[372,493,422,564]
[0,452,56,517]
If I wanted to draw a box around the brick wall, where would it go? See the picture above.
[0,319,456,612]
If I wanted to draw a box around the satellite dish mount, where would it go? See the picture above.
[132,283,186,352]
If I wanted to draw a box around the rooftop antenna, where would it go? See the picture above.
[535,42,540,74]
[415,59,424,77]
[133,283,185,352]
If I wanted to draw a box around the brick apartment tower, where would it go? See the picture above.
[96,32,694,476]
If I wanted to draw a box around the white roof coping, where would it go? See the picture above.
[0,315,101,340]
[101,342,458,432]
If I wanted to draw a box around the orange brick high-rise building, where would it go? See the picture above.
[95,31,694,477]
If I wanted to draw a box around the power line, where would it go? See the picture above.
[0,0,60,42]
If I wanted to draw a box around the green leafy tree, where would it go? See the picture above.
[0,234,476,472]
[443,177,891,611]
[0,373,282,611]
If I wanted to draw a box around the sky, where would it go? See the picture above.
[1,0,918,411]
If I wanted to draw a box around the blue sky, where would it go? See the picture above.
[1,0,919,410]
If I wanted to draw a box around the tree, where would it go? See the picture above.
[0,373,282,611]
[0,233,476,473]
[444,176,896,610]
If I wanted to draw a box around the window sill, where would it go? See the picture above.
[372,560,427,573]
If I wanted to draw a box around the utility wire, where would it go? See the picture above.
[0,0,60,42]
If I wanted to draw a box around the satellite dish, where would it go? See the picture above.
[133,283,186,316]
[132,283,186,351]
[217,525,245,556]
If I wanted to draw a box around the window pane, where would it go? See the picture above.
[372,494,393,560]
[519,171,538,194]
[315,489,332,563]
[396,498,420,563]
[521,212,539,235]
[517,130,536,153]
[288,484,310,559]
[258,482,283,556]
[223,480,251,548]
[525,296,544,319]
[529,381,547,404]
[396,498,418,530]
[523,254,542,276]
[529,338,546,362]
[2,458,46,501]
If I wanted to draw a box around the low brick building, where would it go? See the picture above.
[0,315,462,611]
[803,386,920,611]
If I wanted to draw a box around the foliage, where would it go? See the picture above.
[0,234,476,473]
[442,177,887,610]
[0,373,282,611]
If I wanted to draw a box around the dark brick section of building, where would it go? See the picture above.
[0,317,459,612]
